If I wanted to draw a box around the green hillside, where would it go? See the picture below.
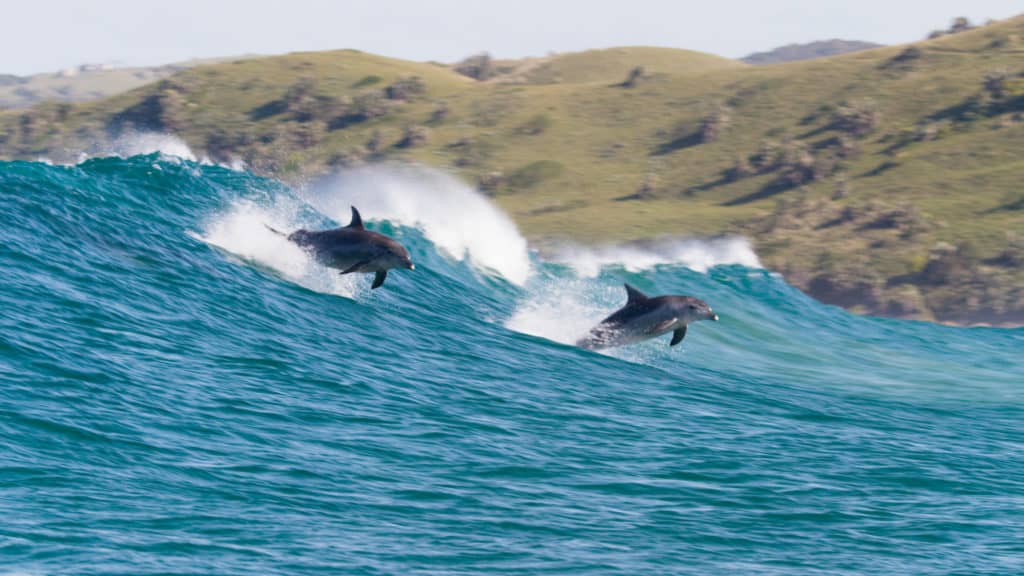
[2,16,1022,325]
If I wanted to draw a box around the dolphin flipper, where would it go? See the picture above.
[340,259,371,274]
[372,270,387,289]
[670,326,687,346]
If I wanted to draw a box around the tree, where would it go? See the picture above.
[983,70,1009,100]
[620,66,645,88]
[700,104,731,143]
[454,53,495,81]
[832,99,879,137]
[385,76,426,101]
[949,17,972,33]
[396,125,430,148]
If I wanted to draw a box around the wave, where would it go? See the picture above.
[543,236,762,277]
[104,132,198,162]
[301,165,533,285]
[4,154,1024,576]
[192,199,365,299]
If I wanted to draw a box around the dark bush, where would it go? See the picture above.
[620,66,645,88]
[506,160,564,189]
[700,104,731,143]
[983,70,1009,100]
[454,53,495,81]
[518,113,552,135]
[429,101,450,124]
[396,124,430,148]
[385,76,426,101]
[832,99,879,137]
[949,16,972,34]
[352,75,382,88]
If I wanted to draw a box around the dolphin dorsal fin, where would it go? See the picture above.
[347,206,365,230]
[624,283,649,304]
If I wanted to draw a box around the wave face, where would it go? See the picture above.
[1,156,1022,575]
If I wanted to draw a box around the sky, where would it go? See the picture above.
[1,1,1020,75]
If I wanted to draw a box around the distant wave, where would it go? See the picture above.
[543,237,762,277]
[106,132,198,162]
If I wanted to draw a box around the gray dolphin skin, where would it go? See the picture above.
[577,283,718,350]
[270,206,414,289]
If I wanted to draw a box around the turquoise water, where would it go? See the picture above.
[1,154,1022,575]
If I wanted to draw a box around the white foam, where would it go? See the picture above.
[303,165,532,285]
[504,279,667,363]
[192,199,362,299]
[505,238,761,355]
[70,132,199,164]
[112,132,197,161]
[545,237,762,277]
[505,278,612,346]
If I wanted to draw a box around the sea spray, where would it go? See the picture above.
[194,199,364,299]
[543,236,763,277]
[302,165,533,285]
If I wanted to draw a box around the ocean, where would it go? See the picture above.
[1,147,1022,575]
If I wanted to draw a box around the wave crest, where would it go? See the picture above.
[302,165,532,285]
[544,237,762,277]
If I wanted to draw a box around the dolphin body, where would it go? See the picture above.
[577,284,718,350]
[270,207,414,289]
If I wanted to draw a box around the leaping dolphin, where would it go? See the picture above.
[577,283,718,350]
[268,206,414,289]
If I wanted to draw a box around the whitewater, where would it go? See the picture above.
[1,147,1022,575]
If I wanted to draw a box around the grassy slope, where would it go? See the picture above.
[2,18,1022,323]
[0,58,240,109]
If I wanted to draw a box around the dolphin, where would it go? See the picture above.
[576,283,718,350]
[267,206,414,289]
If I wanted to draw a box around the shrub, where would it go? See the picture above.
[620,66,645,88]
[429,101,450,124]
[447,137,495,167]
[832,99,879,137]
[366,129,384,154]
[352,75,381,88]
[352,90,389,120]
[751,139,780,172]
[385,76,426,101]
[396,124,430,148]
[454,53,495,81]
[725,156,754,181]
[518,113,552,135]
[883,46,923,70]
[506,160,564,189]
[700,104,731,143]
[949,16,972,34]
[983,70,1009,100]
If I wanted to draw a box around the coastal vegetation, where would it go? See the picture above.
[1,16,1022,324]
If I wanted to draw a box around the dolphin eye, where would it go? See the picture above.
[688,304,697,310]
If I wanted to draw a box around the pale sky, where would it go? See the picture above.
[2,1,1020,75]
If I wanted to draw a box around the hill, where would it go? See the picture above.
[1,15,1023,325]
[0,58,243,109]
[742,39,884,65]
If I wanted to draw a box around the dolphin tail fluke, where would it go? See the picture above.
[372,270,387,289]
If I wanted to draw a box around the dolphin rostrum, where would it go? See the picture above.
[268,206,414,289]
[576,283,718,350]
